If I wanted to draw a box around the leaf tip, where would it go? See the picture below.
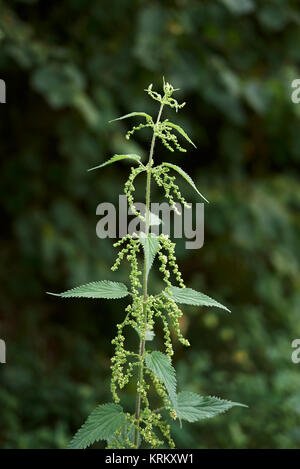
[236,402,248,408]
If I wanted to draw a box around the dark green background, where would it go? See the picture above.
[0,0,300,449]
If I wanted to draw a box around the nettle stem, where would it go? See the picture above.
[134,103,164,447]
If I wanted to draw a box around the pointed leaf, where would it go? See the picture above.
[88,154,142,172]
[165,286,230,312]
[165,121,196,148]
[109,112,153,123]
[161,162,209,203]
[177,392,247,423]
[68,403,126,449]
[145,351,177,409]
[47,280,128,299]
[140,232,160,277]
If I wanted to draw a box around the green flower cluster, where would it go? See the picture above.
[145,79,185,112]
[125,79,187,154]
[158,234,186,288]
[154,120,187,152]
[123,166,146,220]
[139,406,175,449]
[126,122,153,141]
[153,165,190,212]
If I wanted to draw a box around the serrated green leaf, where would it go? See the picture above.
[177,392,247,423]
[109,112,153,123]
[165,286,230,312]
[68,403,126,449]
[161,162,209,203]
[47,280,128,299]
[140,232,160,278]
[145,351,177,409]
[88,154,142,172]
[165,121,197,148]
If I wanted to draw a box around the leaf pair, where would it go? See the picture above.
[68,352,246,449]
[47,278,230,314]
[92,110,209,204]
[110,110,196,149]
[145,351,246,424]
[89,155,209,204]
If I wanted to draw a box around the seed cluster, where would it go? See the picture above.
[155,120,187,152]
[126,122,153,141]
[154,295,190,349]
[153,165,190,213]
[124,166,146,220]
[139,407,175,449]
[158,234,185,288]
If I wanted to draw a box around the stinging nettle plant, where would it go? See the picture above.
[48,79,246,449]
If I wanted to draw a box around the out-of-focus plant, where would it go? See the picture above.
[48,80,245,449]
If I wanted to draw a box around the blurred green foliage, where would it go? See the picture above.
[0,0,300,449]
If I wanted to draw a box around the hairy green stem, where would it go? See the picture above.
[134,103,164,447]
